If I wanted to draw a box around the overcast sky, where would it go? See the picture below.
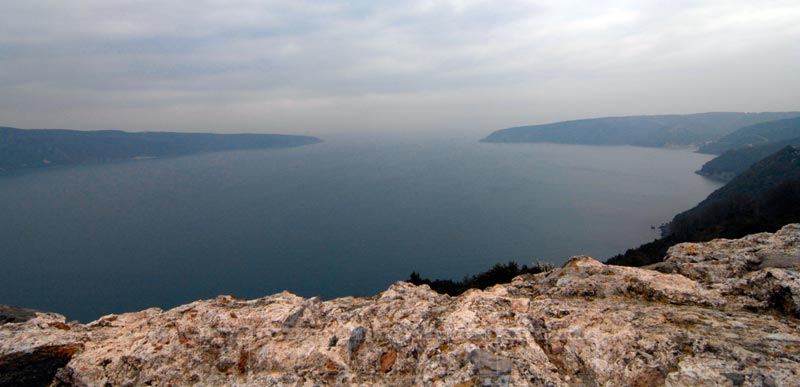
[1,0,799,136]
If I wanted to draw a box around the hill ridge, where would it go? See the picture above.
[0,126,321,172]
[482,112,800,148]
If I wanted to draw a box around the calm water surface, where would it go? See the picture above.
[0,135,721,321]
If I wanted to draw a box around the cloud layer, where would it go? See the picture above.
[1,0,799,135]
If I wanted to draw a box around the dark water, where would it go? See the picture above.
[0,135,721,321]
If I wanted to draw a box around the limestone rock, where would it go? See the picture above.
[2,225,800,386]
[469,349,512,387]
[655,223,800,317]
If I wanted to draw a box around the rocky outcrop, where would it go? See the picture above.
[3,225,800,387]
[653,223,800,318]
[0,305,39,324]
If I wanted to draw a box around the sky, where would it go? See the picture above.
[1,0,799,136]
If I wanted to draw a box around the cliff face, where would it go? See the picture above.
[2,225,800,387]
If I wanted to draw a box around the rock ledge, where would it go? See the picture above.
[3,225,800,386]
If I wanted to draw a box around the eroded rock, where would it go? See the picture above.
[2,225,800,386]
[469,349,512,387]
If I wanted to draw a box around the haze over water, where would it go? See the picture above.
[0,135,721,321]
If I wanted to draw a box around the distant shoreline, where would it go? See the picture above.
[0,126,321,173]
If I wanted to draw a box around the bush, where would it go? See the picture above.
[407,261,552,296]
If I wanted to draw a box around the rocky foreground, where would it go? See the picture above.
[3,226,800,387]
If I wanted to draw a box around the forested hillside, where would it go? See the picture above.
[482,112,800,147]
[608,146,800,266]
[698,116,800,154]
[0,127,321,172]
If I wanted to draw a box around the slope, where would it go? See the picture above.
[482,112,800,148]
[607,145,800,266]
[0,127,321,172]
[698,116,800,154]
[697,136,800,181]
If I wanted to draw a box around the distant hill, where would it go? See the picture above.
[607,145,800,267]
[482,112,800,148]
[697,136,800,181]
[0,127,321,172]
[698,116,800,154]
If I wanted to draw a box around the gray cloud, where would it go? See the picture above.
[0,0,798,136]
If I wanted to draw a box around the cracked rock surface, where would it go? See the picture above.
[2,225,800,386]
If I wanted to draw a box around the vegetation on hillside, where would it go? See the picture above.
[608,146,800,267]
[0,126,321,172]
[698,116,800,154]
[408,261,552,296]
[698,136,800,181]
[482,112,800,148]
